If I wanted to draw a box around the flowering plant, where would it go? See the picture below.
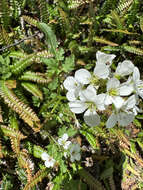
[64,51,143,128]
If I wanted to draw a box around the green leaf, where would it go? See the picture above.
[37,22,58,55]
[64,179,87,190]
[48,77,58,90]
[130,141,136,154]
[56,48,65,61]
[62,54,75,73]
[80,130,97,149]
[100,167,113,179]
[43,58,59,74]
[21,82,43,100]
[133,119,141,127]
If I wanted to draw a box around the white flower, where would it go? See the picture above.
[104,78,133,105]
[63,76,83,101]
[115,60,134,77]
[58,133,71,150]
[69,85,106,126]
[45,157,55,168]
[93,63,110,80]
[93,51,116,80]
[69,52,116,90]
[41,152,49,161]
[132,67,143,99]
[41,152,56,168]
[69,144,81,162]
[106,95,137,128]
[75,69,91,85]
[96,51,116,66]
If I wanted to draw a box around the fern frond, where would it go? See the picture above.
[0,27,13,47]
[9,51,28,58]
[79,169,105,190]
[21,82,43,100]
[0,138,3,158]
[0,125,26,139]
[19,71,51,84]
[35,50,54,61]
[111,10,124,29]
[122,45,143,55]
[23,169,48,190]
[102,28,137,35]
[93,36,118,46]
[14,88,30,105]
[140,16,143,33]
[38,0,48,23]
[117,0,134,16]
[10,51,53,75]
[18,151,33,183]
[0,106,3,122]
[10,54,35,74]
[10,50,53,60]
[22,15,38,27]
[129,40,142,45]
[9,114,19,130]
[10,0,21,19]
[0,0,11,29]
[0,81,41,132]
[67,0,94,9]
[109,175,116,190]
[80,130,97,149]
[10,137,20,154]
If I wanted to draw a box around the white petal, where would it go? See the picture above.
[104,94,113,105]
[66,91,78,101]
[74,144,80,152]
[69,100,87,114]
[133,67,140,82]
[79,87,97,102]
[70,155,75,162]
[75,153,81,161]
[106,113,117,128]
[41,152,49,161]
[124,95,136,110]
[45,160,51,168]
[63,76,78,90]
[137,80,143,99]
[45,159,55,168]
[84,109,100,127]
[87,85,97,95]
[96,94,106,110]
[62,133,68,141]
[58,138,63,145]
[96,51,116,65]
[112,97,124,110]
[75,69,91,84]
[115,60,134,77]
[119,84,133,96]
[118,112,135,126]
[94,64,109,79]
[107,78,120,91]
[64,141,71,150]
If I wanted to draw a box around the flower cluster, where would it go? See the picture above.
[41,152,56,168]
[58,133,81,162]
[64,51,143,128]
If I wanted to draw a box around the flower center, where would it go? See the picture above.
[137,81,143,91]
[86,101,96,111]
[108,88,118,96]
[114,74,121,80]
[90,75,99,86]
[62,140,66,145]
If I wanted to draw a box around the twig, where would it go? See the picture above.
[0,32,39,52]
